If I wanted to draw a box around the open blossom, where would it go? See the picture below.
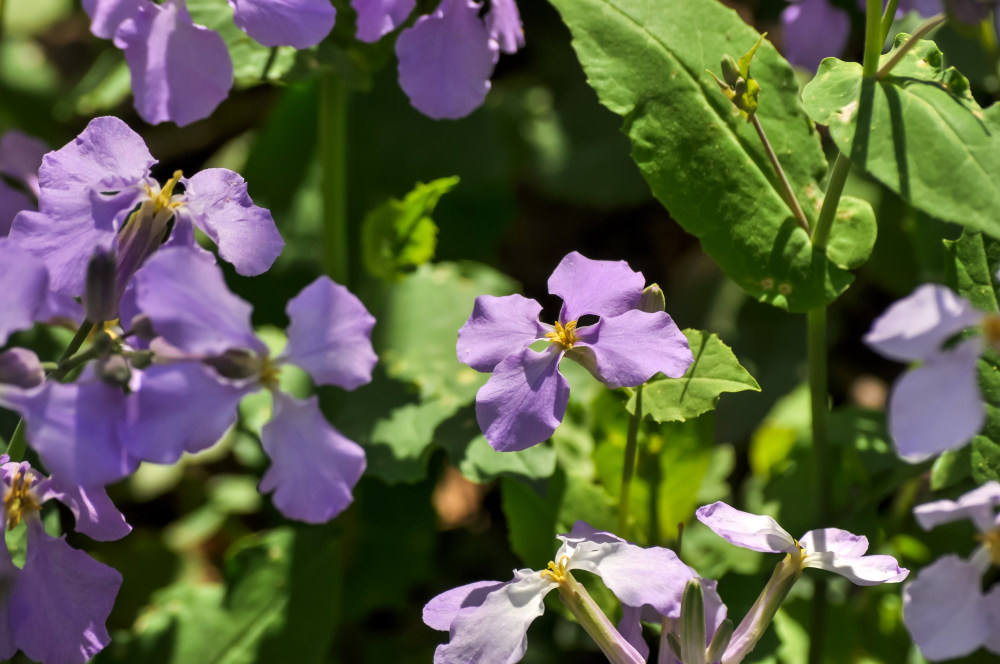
[903,482,1000,660]
[423,522,703,664]
[131,246,377,523]
[0,131,46,236]
[458,251,692,452]
[864,283,992,461]
[0,454,128,664]
[8,115,282,316]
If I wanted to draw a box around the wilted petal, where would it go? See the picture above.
[259,392,366,523]
[802,551,908,585]
[123,362,248,463]
[903,555,988,661]
[781,0,850,71]
[423,580,507,631]
[547,251,646,322]
[177,168,283,275]
[0,349,44,389]
[888,338,985,462]
[485,0,523,53]
[134,247,266,356]
[282,277,376,389]
[82,0,142,38]
[457,294,544,372]
[0,181,31,237]
[116,0,233,126]
[0,130,47,196]
[39,478,131,541]
[864,284,982,362]
[10,522,121,664]
[229,0,335,47]
[475,346,569,452]
[913,481,1000,532]
[434,570,554,664]
[0,241,48,344]
[353,0,415,42]
[396,0,497,119]
[695,501,797,553]
[571,310,692,388]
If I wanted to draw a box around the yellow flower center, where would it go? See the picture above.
[545,320,579,350]
[976,528,1000,565]
[3,470,40,530]
[259,355,282,389]
[143,170,185,213]
[540,555,571,584]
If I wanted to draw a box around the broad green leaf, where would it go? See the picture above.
[826,196,878,270]
[944,229,1000,313]
[930,447,971,490]
[361,177,459,281]
[549,0,859,312]
[627,329,760,423]
[802,37,1000,238]
[447,435,557,484]
[501,475,562,568]
[366,400,457,484]
[971,435,1000,483]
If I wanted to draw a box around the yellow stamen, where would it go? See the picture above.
[143,170,185,213]
[545,320,579,350]
[259,355,281,389]
[976,529,1000,565]
[3,470,40,531]
[540,555,571,584]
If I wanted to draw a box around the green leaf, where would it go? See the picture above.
[501,475,563,568]
[549,0,858,311]
[971,435,1000,482]
[826,196,878,270]
[802,37,1000,238]
[930,446,972,490]
[944,229,1000,313]
[627,329,760,423]
[361,177,459,282]
[448,435,557,484]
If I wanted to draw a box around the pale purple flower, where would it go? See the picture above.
[351,0,415,42]
[132,246,376,523]
[0,240,82,344]
[424,522,696,664]
[394,0,524,119]
[620,578,727,662]
[458,251,692,452]
[0,456,127,663]
[903,482,1000,660]
[864,283,990,461]
[696,501,909,585]
[8,116,282,316]
[0,131,46,236]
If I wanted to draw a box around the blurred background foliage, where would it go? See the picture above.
[2,0,999,661]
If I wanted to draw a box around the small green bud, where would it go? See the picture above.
[91,330,117,357]
[638,284,666,313]
[99,355,131,387]
[127,350,155,369]
[706,618,734,662]
[680,579,707,664]
[720,55,740,87]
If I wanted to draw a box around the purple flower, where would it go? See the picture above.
[620,578,728,662]
[0,456,127,663]
[423,522,696,664]
[394,0,524,119]
[696,501,909,585]
[0,131,46,236]
[457,251,692,452]
[352,0,415,42]
[903,482,1000,660]
[8,116,282,315]
[132,246,377,523]
[864,283,990,461]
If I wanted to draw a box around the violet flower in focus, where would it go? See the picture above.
[132,247,377,523]
[457,251,692,452]
[903,482,1000,661]
[864,283,994,461]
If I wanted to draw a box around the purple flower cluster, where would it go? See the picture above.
[83,0,523,124]
[458,251,693,452]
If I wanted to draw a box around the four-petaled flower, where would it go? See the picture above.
[457,251,693,451]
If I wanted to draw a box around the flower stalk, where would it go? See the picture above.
[619,385,643,535]
[558,573,645,664]
[319,73,350,285]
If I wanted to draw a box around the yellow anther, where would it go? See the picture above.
[545,320,579,350]
[259,356,281,389]
[540,555,571,584]
[976,529,1000,566]
[144,170,184,213]
[3,470,40,531]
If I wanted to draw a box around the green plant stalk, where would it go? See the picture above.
[56,321,95,368]
[750,115,810,234]
[879,0,901,42]
[4,420,26,463]
[863,0,885,78]
[559,573,644,664]
[876,14,947,79]
[721,552,803,664]
[319,74,349,285]
[618,385,643,536]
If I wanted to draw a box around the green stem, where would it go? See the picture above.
[559,574,643,664]
[618,386,642,536]
[862,0,885,79]
[56,321,95,369]
[318,74,349,285]
[811,153,851,252]
[876,14,947,79]
[807,307,830,523]
[261,47,279,81]
[879,0,901,42]
[4,420,27,462]
[750,115,810,234]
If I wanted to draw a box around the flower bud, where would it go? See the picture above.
[638,283,666,313]
[98,355,131,387]
[84,248,118,323]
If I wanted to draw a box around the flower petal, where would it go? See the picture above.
[571,310,692,388]
[0,180,32,237]
[116,0,233,126]
[485,0,524,54]
[282,277,377,389]
[10,522,121,664]
[475,346,569,452]
[984,584,1000,655]
[902,555,989,661]
[134,247,266,356]
[457,294,545,373]
[229,0,335,47]
[547,251,646,322]
[0,130,46,197]
[82,0,142,38]
[434,570,554,664]
[259,392,366,523]
[695,501,797,553]
[423,580,507,631]
[39,478,131,541]
[798,528,868,557]
[0,349,44,389]
[780,0,850,71]
[913,481,1000,532]
[352,0,415,42]
[887,338,985,462]
[864,284,982,363]
[802,551,908,585]
[177,168,283,276]
[0,241,49,345]
[395,0,497,119]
